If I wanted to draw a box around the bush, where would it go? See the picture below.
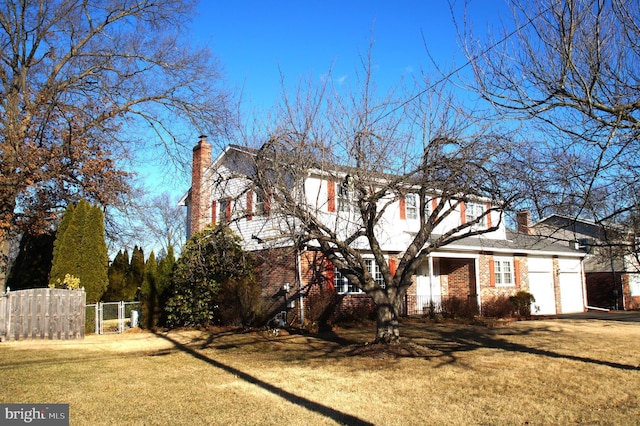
[481,295,515,318]
[510,291,536,317]
[333,298,376,324]
[164,226,256,329]
[218,276,266,327]
[441,296,478,319]
[164,279,221,328]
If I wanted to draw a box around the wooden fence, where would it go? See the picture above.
[0,288,86,341]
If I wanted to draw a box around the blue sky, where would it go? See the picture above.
[192,0,511,115]
[141,1,512,200]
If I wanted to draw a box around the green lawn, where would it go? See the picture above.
[1,318,639,425]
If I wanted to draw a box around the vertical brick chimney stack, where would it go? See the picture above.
[517,210,531,235]
[189,135,212,237]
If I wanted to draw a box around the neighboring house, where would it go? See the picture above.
[180,137,587,322]
[530,214,640,310]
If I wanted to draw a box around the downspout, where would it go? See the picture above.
[296,246,306,326]
[620,255,627,311]
[580,256,589,312]
[428,255,434,307]
[474,256,481,315]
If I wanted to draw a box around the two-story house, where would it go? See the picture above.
[530,214,640,310]
[180,137,587,322]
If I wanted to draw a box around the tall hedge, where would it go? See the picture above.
[125,246,145,301]
[104,249,129,301]
[49,199,109,303]
[139,251,159,329]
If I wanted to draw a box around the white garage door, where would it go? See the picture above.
[558,258,584,313]
[528,257,556,315]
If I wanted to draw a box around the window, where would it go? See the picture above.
[338,180,355,212]
[404,194,433,220]
[334,269,362,294]
[365,258,385,288]
[254,190,266,216]
[576,238,593,254]
[466,203,485,226]
[406,194,418,219]
[335,258,385,293]
[218,198,231,223]
[630,275,640,297]
[494,258,514,286]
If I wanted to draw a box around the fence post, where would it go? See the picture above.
[0,290,7,341]
[5,289,11,340]
[118,301,124,333]
[94,303,99,334]
[97,302,103,335]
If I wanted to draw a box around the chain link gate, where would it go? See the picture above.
[86,301,140,334]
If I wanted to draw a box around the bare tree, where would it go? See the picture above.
[247,51,519,343]
[133,192,185,257]
[0,0,231,290]
[464,0,640,256]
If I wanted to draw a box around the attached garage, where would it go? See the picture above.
[528,257,557,315]
[558,258,585,313]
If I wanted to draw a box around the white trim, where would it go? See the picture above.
[439,243,586,258]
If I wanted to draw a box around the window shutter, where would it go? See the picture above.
[325,258,335,289]
[264,193,271,216]
[486,204,492,228]
[489,258,496,287]
[460,201,467,224]
[327,180,336,212]
[431,197,438,213]
[514,258,521,288]
[389,258,398,276]
[247,190,253,220]
[211,201,217,224]
[399,197,406,220]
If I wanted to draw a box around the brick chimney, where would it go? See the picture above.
[189,135,212,237]
[516,210,531,235]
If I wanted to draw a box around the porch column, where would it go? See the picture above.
[428,255,434,305]
[474,257,482,314]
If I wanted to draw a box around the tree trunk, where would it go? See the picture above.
[0,195,18,294]
[375,302,401,344]
[0,234,12,294]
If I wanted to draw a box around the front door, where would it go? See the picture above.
[416,259,441,312]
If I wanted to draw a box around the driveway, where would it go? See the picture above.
[557,310,640,323]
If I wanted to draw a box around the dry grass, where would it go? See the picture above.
[1,318,639,425]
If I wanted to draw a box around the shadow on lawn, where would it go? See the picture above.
[153,331,374,426]
[153,320,639,374]
[185,326,362,362]
[401,321,640,371]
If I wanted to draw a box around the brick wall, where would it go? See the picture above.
[440,258,475,298]
[586,272,620,309]
[622,274,640,310]
[299,250,377,322]
[553,257,562,314]
[253,247,297,317]
[479,253,527,301]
